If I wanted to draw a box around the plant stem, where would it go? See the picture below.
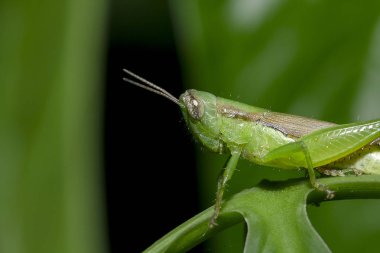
[144,175,380,253]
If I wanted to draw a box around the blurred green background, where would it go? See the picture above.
[0,0,107,252]
[1,0,380,252]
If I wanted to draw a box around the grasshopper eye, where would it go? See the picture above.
[181,90,205,120]
[187,97,204,120]
[184,94,204,120]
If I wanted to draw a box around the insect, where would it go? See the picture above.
[123,69,380,228]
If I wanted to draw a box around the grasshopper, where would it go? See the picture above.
[123,69,380,227]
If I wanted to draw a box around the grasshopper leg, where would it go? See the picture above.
[261,120,380,199]
[299,142,335,199]
[260,141,335,199]
[209,152,240,228]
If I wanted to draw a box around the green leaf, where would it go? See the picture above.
[145,175,380,252]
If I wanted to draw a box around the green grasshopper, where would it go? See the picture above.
[123,69,380,227]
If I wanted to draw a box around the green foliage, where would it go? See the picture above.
[0,0,107,252]
[168,0,380,252]
[145,176,380,252]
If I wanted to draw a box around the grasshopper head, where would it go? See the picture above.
[180,89,223,153]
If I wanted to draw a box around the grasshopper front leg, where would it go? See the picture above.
[209,152,241,228]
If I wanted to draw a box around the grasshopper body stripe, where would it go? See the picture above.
[216,102,336,139]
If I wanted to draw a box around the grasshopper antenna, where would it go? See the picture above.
[123,69,181,106]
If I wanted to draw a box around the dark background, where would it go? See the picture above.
[105,2,199,252]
